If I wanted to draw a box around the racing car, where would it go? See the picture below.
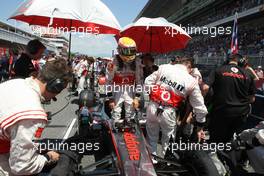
[40,89,219,176]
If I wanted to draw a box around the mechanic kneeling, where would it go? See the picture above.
[0,59,72,175]
[145,57,208,158]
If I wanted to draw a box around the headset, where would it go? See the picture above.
[224,53,243,65]
[46,72,73,94]
[238,57,247,67]
[46,76,66,94]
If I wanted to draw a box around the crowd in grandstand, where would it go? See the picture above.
[183,25,264,59]
[190,0,264,27]
[180,0,264,59]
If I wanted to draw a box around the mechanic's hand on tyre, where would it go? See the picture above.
[197,128,205,142]
[47,151,60,162]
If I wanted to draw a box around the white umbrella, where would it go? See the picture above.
[10,0,121,57]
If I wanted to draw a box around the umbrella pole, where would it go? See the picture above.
[68,32,72,60]
[68,20,72,60]
[150,27,152,53]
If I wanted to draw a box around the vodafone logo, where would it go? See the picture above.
[123,132,140,161]
[231,67,238,73]
[161,91,171,102]
[122,77,130,84]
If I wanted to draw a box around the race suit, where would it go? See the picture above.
[182,67,204,137]
[191,68,203,84]
[145,64,208,156]
[106,55,143,120]
[98,76,106,96]
[75,59,89,94]
[0,78,48,175]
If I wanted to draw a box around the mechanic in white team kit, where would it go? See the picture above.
[106,37,143,123]
[75,57,90,95]
[145,57,208,157]
[239,121,264,173]
[0,59,72,176]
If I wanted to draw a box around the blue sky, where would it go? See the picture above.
[0,0,148,57]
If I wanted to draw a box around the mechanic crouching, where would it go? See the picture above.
[0,59,72,175]
[145,57,208,158]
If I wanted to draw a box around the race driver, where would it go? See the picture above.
[145,57,208,157]
[106,37,143,123]
[0,59,72,175]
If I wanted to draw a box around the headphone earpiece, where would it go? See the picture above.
[238,58,246,67]
[46,78,65,94]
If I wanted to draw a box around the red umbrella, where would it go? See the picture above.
[9,0,121,58]
[119,17,191,54]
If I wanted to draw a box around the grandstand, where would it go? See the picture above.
[136,0,264,68]
[0,20,57,55]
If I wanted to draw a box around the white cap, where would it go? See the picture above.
[258,65,262,69]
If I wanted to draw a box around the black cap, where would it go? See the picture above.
[229,53,243,60]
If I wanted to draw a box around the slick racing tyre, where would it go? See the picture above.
[182,150,220,176]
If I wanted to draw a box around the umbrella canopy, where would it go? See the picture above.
[9,0,121,34]
[119,17,191,54]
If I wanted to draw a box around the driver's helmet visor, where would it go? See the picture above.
[120,47,137,56]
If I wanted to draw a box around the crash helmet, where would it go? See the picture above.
[79,89,96,109]
[117,37,137,63]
